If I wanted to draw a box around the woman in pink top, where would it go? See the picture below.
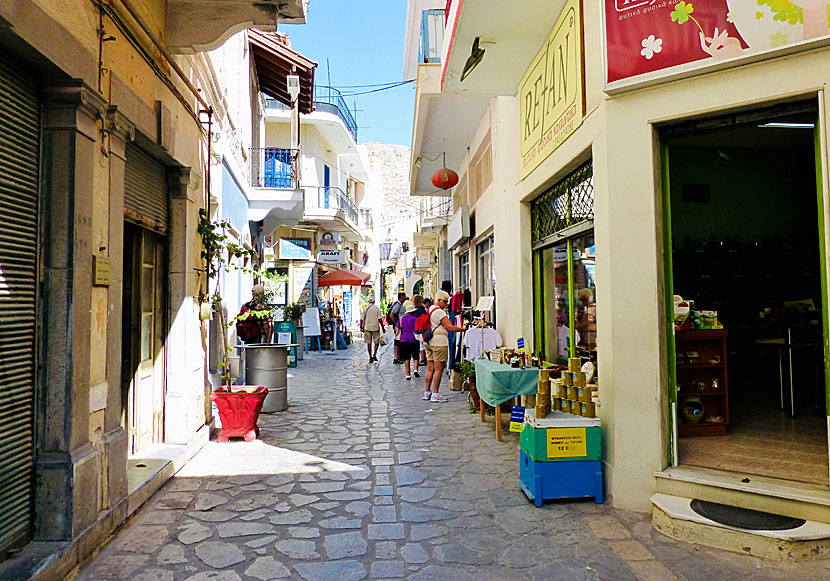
[396,301,420,380]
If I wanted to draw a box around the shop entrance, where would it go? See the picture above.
[661,100,829,485]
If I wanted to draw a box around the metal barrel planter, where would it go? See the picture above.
[241,344,294,412]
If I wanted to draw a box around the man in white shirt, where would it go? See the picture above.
[361,296,384,363]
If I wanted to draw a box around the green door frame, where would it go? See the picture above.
[659,142,678,466]
[814,124,830,416]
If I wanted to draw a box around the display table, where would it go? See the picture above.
[474,360,539,441]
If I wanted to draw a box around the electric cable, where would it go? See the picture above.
[318,79,416,89]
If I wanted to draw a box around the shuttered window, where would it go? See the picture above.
[125,144,168,234]
[0,47,39,556]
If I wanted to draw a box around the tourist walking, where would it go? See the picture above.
[388,292,407,364]
[360,296,384,363]
[396,300,420,380]
[422,290,465,403]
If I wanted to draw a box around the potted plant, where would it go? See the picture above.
[199,208,274,441]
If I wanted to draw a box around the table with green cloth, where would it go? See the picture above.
[474,359,539,440]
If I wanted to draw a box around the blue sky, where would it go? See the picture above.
[284,0,415,146]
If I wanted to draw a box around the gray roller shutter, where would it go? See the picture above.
[125,143,168,234]
[0,47,39,556]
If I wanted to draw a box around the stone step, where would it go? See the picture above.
[651,493,830,561]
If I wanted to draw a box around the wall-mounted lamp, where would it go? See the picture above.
[415,156,423,168]
[287,74,300,101]
[460,37,485,82]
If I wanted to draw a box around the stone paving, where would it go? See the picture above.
[79,345,830,580]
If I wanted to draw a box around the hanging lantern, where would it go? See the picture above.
[431,167,459,190]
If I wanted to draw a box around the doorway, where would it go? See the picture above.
[661,100,829,485]
[122,223,167,454]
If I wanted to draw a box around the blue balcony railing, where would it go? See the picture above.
[420,9,445,64]
[264,89,358,142]
[250,147,298,188]
[313,87,358,141]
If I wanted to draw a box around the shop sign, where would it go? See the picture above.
[318,230,340,249]
[343,290,353,326]
[509,406,526,432]
[317,249,343,264]
[293,265,314,307]
[604,0,830,89]
[416,248,432,268]
[518,0,584,181]
[546,427,587,458]
[279,237,312,260]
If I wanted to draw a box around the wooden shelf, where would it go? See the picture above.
[679,422,728,437]
[678,391,726,397]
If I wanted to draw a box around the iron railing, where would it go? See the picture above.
[313,86,358,141]
[423,196,452,220]
[304,185,359,226]
[420,9,446,64]
[250,147,299,188]
[530,160,594,244]
[265,90,358,141]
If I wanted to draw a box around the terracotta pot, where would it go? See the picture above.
[210,386,268,442]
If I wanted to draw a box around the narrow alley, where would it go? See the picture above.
[78,348,830,581]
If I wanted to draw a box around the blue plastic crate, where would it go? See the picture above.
[519,449,603,507]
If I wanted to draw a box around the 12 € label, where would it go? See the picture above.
[546,427,586,458]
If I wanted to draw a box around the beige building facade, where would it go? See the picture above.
[406,0,830,550]
[0,0,305,576]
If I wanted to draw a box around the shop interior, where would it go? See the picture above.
[664,102,829,485]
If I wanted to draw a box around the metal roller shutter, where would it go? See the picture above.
[0,47,39,556]
[125,143,168,234]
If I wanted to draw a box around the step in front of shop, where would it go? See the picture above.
[651,493,830,561]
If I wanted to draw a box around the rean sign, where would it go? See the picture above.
[518,0,584,181]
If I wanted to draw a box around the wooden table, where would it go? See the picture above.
[474,360,539,441]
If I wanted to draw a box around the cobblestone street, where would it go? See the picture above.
[78,346,830,581]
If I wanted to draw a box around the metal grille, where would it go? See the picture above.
[531,160,594,244]
[0,47,39,556]
[125,143,168,234]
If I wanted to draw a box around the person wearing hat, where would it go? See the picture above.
[422,290,465,403]
[395,300,421,380]
[360,295,384,363]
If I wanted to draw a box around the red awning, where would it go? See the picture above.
[249,30,316,114]
[317,269,371,287]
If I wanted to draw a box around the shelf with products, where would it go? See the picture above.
[675,329,729,437]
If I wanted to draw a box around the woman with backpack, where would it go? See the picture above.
[419,290,465,403]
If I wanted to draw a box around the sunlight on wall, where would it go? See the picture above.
[0,263,9,297]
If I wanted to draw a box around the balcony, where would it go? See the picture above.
[304,186,359,228]
[420,196,452,230]
[250,147,298,189]
[265,85,358,142]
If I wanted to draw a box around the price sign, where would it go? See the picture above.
[517,337,525,353]
[509,406,526,433]
[546,427,587,458]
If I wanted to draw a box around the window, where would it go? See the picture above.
[532,161,596,366]
[476,235,495,325]
[458,251,470,290]
[453,173,468,212]
[469,132,492,205]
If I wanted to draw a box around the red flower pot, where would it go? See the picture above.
[210,386,268,442]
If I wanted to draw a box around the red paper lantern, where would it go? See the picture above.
[431,167,459,190]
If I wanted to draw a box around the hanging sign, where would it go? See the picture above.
[546,427,587,458]
[279,238,312,260]
[416,248,432,268]
[318,230,340,249]
[317,250,344,264]
[518,0,584,181]
[604,0,830,89]
[509,406,526,432]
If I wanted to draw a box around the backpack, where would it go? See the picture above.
[414,306,440,344]
[236,304,262,342]
[387,301,401,325]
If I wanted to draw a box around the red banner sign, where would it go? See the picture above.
[605,0,830,85]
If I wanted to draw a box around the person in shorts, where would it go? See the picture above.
[396,300,421,380]
[360,296,384,362]
[422,291,465,403]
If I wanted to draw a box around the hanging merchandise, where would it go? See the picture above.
[464,325,503,360]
